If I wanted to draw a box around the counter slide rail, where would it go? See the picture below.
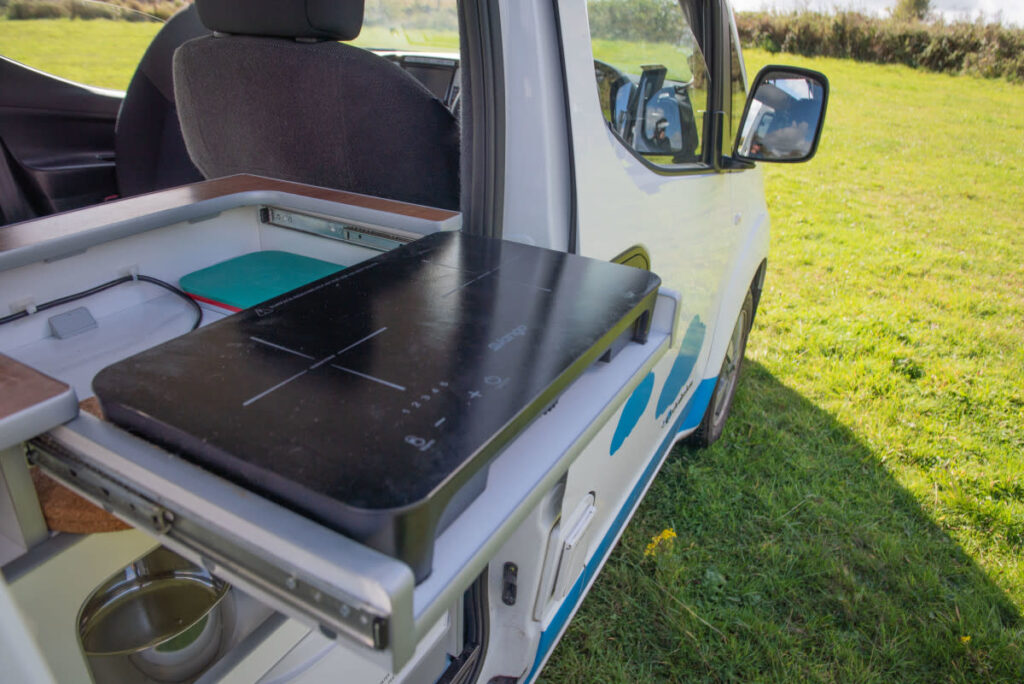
[26,413,419,671]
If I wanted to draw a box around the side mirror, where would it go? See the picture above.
[611,80,637,139]
[630,64,666,149]
[734,66,829,163]
[630,65,701,163]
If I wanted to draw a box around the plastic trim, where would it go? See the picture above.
[459,0,505,239]
[551,0,579,254]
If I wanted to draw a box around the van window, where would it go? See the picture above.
[0,2,166,90]
[353,0,459,54]
[586,0,710,168]
[0,0,458,92]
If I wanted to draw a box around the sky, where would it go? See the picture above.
[729,0,1024,26]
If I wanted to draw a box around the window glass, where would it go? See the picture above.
[587,0,709,167]
[0,1,172,90]
[726,14,748,153]
[353,0,459,54]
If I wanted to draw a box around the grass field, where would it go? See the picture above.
[542,49,1024,682]
[0,18,160,90]
[1,18,1021,682]
[0,19,457,90]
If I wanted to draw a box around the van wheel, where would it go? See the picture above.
[688,289,753,448]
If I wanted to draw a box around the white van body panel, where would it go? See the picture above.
[497,0,573,252]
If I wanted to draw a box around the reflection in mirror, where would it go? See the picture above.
[736,71,827,162]
[612,80,637,138]
[588,0,711,168]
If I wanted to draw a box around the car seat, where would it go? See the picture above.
[172,0,460,211]
[115,4,209,197]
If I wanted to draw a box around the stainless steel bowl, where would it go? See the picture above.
[78,547,230,682]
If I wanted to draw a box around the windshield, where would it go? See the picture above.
[0,0,175,90]
[0,0,458,92]
[351,0,459,54]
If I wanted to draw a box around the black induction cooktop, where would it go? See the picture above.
[94,231,660,581]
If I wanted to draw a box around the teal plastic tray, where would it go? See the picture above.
[180,251,344,310]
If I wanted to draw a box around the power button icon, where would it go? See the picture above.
[405,435,435,452]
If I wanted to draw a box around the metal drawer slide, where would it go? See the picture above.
[27,415,416,670]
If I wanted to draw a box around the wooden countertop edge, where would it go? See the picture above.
[0,175,460,253]
[0,353,71,421]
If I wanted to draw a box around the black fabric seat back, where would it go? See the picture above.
[116,5,209,197]
[173,0,460,211]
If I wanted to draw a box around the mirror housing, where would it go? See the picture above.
[733,65,829,164]
[630,66,701,163]
[611,79,637,139]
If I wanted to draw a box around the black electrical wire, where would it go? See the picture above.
[0,274,203,330]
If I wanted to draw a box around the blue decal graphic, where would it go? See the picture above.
[679,377,718,433]
[610,372,654,455]
[656,315,706,417]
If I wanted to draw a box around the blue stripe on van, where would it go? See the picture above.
[655,316,705,418]
[525,376,717,682]
[610,372,654,455]
[679,375,717,433]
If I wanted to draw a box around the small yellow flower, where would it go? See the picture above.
[960,635,971,645]
[644,528,677,557]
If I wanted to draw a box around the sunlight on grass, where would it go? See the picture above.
[0,20,457,91]
[591,37,696,83]
[542,49,1024,683]
[351,25,458,53]
[0,18,160,90]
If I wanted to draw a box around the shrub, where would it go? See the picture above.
[363,0,458,32]
[586,0,684,43]
[6,0,185,21]
[70,0,120,20]
[7,0,68,19]
[893,0,931,22]
[736,10,1024,82]
[124,1,187,21]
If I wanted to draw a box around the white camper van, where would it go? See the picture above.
[0,0,828,681]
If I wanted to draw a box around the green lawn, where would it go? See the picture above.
[0,18,160,90]
[2,19,1021,682]
[541,49,1024,682]
[0,19,458,91]
[351,25,459,53]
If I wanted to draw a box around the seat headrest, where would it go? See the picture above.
[195,0,364,41]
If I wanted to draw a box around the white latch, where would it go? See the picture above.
[553,493,597,601]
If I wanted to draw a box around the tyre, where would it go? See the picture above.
[687,289,754,448]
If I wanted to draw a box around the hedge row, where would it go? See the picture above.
[588,0,685,43]
[591,1,1024,83]
[363,0,459,32]
[5,0,1022,83]
[736,11,1024,82]
[5,0,186,22]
